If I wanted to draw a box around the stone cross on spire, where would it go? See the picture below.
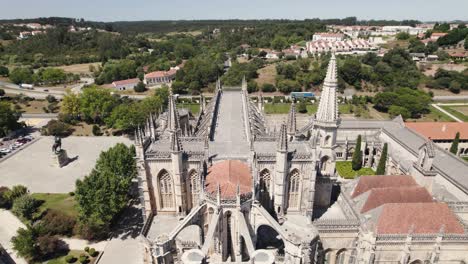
[167,88,180,132]
[287,100,297,136]
[316,53,339,124]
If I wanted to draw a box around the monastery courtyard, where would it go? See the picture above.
[0,136,131,193]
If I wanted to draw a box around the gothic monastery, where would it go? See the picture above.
[135,55,468,264]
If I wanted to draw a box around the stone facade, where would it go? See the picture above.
[135,55,468,264]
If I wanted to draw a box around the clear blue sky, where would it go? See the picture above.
[0,0,466,22]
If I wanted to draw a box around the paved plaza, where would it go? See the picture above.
[0,136,132,193]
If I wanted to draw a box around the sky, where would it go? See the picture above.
[0,0,467,22]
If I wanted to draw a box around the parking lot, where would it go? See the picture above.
[0,135,36,160]
[0,136,132,193]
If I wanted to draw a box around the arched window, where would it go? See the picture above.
[288,170,300,210]
[321,156,330,172]
[336,249,347,264]
[158,170,174,209]
[189,170,200,207]
[259,169,271,193]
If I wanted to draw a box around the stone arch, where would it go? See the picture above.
[287,169,301,211]
[321,248,332,264]
[410,260,423,264]
[255,225,285,254]
[259,169,273,211]
[158,169,175,210]
[324,135,331,146]
[321,156,331,173]
[336,248,348,264]
[188,170,201,209]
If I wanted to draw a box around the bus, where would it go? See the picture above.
[291,92,315,99]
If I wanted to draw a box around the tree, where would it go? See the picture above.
[376,143,388,175]
[277,79,300,94]
[352,135,363,171]
[9,67,34,84]
[388,105,410,119]
[4,185,28,203]
[41,119,72,137]
[296,100,307,113]
[0,88,4,97]
[0,102,22,137]
[396,32,410,40]
[450,132,460,155]
[0,65,8,77]
[11,227,38,261]
[37,235,61,258]
[12,195,40,220]
[0,187,11,208]
[261,83,276,92]
[134,81,146,93]
[80,86,117,123]
[271,35,288,50]
[60,91,81,119]
[75,144,136,237]
[37,210,76,236]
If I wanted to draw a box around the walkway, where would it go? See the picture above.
[432,103,464,123]
[211,90,250,158]
[0,210,27,264]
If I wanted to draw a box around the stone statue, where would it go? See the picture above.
[52,136,62,154]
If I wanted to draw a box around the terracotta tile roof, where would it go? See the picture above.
[205,160,252,198]
[360,187,433,213]
[112,78,139,86]
[405,122,468,140]
[352,175,417,198]
[375,203,464,234]
[145,69,177,79]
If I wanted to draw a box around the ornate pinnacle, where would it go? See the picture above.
[277,123,288,152]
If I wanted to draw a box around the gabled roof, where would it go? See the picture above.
[405,122,468,140]
[352,175,417,198]
[112,78,139,86]
[375,203,464,234]
[360,187,433,213]
[205,160,252,198]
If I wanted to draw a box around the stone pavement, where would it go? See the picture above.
[0,136,132,193]
[0,210,27,264]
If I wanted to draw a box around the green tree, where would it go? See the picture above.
[60,91,81,119]
[271,35,288,50]
[0,89,4,97]
[388,105,411,119]
[80,86,117,123]
[11,227,38,261]
[12,195,40,220]
[0,65,8,77]
[396,32,410,40]
[37,235,61,258]
[41,119,72,137]
[261,83,276,92]
[450,132,460,155]
[5,185,28,202]
[95,143,137,178]
[0,102,22,137]
[352,135,363,171]
[296,100,307,113]
[376,143,388,175]
[9,67,34,84]
[134,81,146,93]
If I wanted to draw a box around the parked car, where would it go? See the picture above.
[0,148,11,153]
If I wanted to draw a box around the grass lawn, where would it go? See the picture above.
[336,161,375,179]
[45,250,97,264]
[31,193,78,218]
[255,63,277,86]
[440,105,468,122]
[407,106,455,122]
[177,103,200,115]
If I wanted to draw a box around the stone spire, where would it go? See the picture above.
[316,53,339,124]
[167,89,180,133]
[277,123,288,152]
[287,100,297,136]
[170,130,182,152]
[241,75,247,91]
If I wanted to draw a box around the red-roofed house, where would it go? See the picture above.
[313,32,345,41]
[144,68,177,87]
[405,122,468,156]
[112,78,139,91]
[351,175,417,198]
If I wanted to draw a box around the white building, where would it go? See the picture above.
[306,39,376,54]
[112,78,139,91]
[144,68,177,87]
[372,26,426,36]
[313,32,345,41]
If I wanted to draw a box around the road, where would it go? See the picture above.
[433,95,468,101]
[431,103,463,123]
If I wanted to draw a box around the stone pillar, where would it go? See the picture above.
[274,151,288,216]
[171,151,186,216]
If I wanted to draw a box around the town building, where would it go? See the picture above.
[135,55,468,264]
[406,122,468,157]
[112,78,140,91]
[306,39,377,54]
[313,32,345,41]
[144,68,178,88]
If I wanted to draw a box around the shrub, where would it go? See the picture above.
[0,186,12,208]
[352,135,363,171]
[41,119,72,137]
[84,246,90,252]
[92,125,102,136]
[12,195,40,220]
[261,83,276,93]
[69,191,75,196]
[5,185,28,202]
[296,100,307,113]
[37,210,76,236]
[79,255,88,264]
[11,227,38,261]
[89,248,98,257]
[37,235,61,258]
[376,143,388,175]
[65,255,77,263]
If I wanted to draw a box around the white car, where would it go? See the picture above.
[0,148,11,153]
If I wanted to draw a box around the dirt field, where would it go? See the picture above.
[71,122,96,136]
[255,64,277,86]
[422,63,467,77]
[17,100,61,114]
[57,62,101,75]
